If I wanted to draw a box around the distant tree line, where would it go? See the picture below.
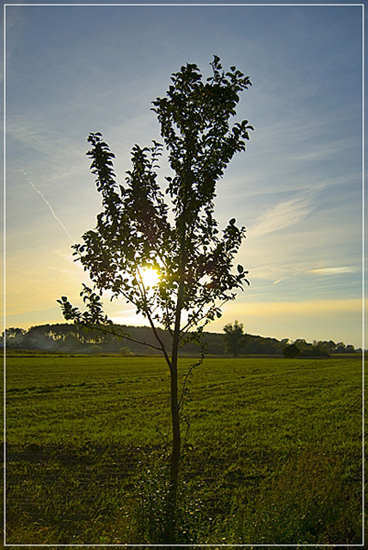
[1,323,358,357]
[283,338,356,357]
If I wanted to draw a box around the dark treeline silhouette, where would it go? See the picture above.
[1,324,358,356]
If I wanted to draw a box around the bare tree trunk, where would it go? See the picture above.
[164,275,184,542]
[166,356,180,541]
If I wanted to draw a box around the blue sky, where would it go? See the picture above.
[3,1,364,347]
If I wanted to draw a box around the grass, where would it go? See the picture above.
[3,354,363,545]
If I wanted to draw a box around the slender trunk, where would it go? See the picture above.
[164,277,184,542]
[170,318,181,485]
[166,363,180,541]
[165,156,190,542]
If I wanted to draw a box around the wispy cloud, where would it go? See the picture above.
[273,266,357,284]
[308,267,356,275]
[20,169,76,243]
[225,298,362,318]
[249,193,315,237]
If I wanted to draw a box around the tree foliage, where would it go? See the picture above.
[59,57,252,342]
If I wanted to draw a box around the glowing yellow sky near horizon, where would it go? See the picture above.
[4,231,363,345]
[4,229,363,347]
[232,298,362,317]
[5,278,363,347]
[212,298,363,346]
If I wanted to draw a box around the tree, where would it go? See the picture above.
[1,327,26,349]
[58,56,252,541]
[294,338,309,353]
[223,320,246,357]
[283,343,300,358]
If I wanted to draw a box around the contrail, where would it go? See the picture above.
[20,169,76,243]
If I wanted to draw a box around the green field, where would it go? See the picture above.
[4,354,363,545]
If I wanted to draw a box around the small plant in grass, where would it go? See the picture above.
[136,452,206,544]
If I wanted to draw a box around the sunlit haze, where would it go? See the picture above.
[140,267,160,289]
[3,1,364,348]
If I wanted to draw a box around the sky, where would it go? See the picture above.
[3,0,365,348]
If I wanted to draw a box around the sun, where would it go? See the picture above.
[140,267,160,288]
